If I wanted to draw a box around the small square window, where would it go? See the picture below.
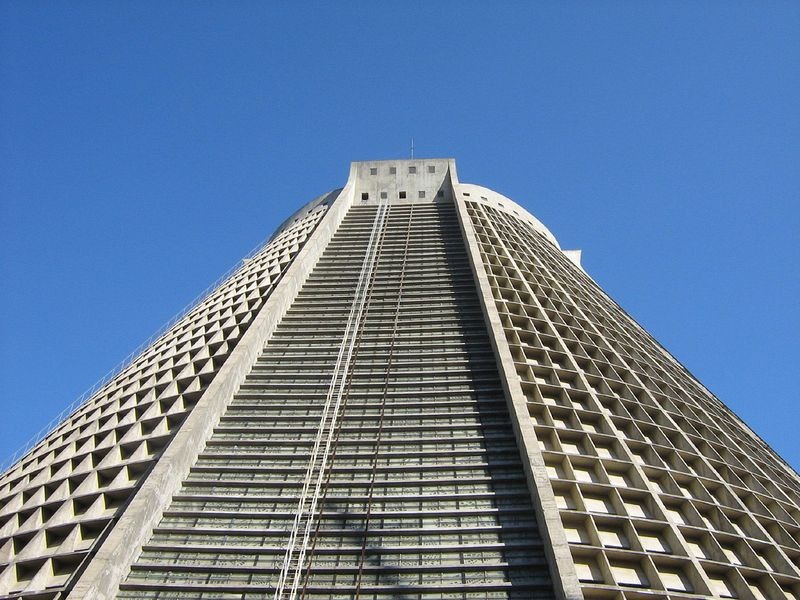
[563,523,590,545]
[418,191,426,198]
[584,495,614,514]
[369,167,377,175]
[380,191,387,199]
[399,191,407,199]
[709,576,737,598]
[408,166,417,174]
[598,527,629,549]
[361,193,369,201]
[660,569,692,593]
[463,192,470,196]
[389,166,396,174]
[610,561,648,588]
[574,558,603,583]
[639,532,670,553]
[427,165,435,173]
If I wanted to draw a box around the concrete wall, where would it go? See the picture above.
[65,185,356,600]
[450,167,584,600]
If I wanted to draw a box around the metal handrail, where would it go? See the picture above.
[353,204,413,599]
[275,201,388,600]
[298,242,382,600]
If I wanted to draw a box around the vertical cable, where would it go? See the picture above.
[353,204,414,598]
[298,204,391,598]
[275,200,389,600]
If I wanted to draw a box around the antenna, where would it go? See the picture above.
[410,138,414,159]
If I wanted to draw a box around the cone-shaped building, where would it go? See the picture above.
[1,160,799,600]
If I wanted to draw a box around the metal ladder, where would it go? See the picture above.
[274,200,389,600]
[295,207,389,599]
[353,204,414,598]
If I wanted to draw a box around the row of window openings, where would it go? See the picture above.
[361,190,444,201]
[467,199,524,220]
[369,165,436,175]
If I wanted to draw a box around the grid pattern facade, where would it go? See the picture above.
[464,200,800,599]
[3,158,799,600]
[117,200,555,599]
[0,202,328,598]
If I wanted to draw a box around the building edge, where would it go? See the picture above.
[450,160,800,491]
[9,156,795,598]
[449,168,585,600]
[63,186,356,600]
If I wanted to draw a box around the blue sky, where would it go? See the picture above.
[1,2,798,470]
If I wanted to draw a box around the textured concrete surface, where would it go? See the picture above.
[452,173,585,600]
[65,187,355,600]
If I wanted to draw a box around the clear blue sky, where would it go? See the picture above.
[1,2,798,471]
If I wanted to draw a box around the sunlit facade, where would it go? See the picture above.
[2,160,799,600]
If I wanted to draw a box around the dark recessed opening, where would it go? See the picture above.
[146,436,168,456]
[68,475,86,494]
[52,555,83,576]
[418,191,426,198]
[41,503,59,523]
[104,490,129,510]
[140,417,161,435]
[17,509,34,527]
[399,191,407,199]
[13,533,35,553]
[15,559,45,582]
[166,413,186,430]
[45,526,71,548]
[389,166,396,174]
[127,462,148,479]
[361,193,369,201]
[428,165,435,173]
[97,467,121,487]
[80,521,106,541]
[73,495,96,516]
[369,167,377,175]
[120,443,139,460]
[408,166,417,174]
[380,192,387,199]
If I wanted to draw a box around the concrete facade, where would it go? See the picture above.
[1,159,799,600]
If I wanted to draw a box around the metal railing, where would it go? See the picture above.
[275,201,388,600]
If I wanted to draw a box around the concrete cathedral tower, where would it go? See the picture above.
[1,160,799,600]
